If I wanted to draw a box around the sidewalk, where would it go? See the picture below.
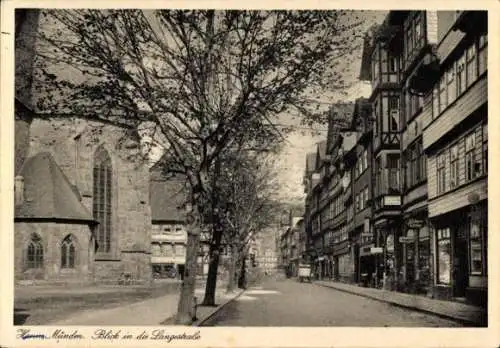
[315,280,487,326]
[15,279,180,301]
[51,282,241,326]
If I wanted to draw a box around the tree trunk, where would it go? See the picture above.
[226,244,237,293]
[202,228,223,306]
[175,171,207,325]
[238,254,247,289]
[174,216,201,324]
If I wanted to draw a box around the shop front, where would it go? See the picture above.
[401,217,432,295]
[333,239,351,282]
[358,243,376,287]
[431,200,487,307]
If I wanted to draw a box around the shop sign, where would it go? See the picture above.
[399,236,414,243]
[407,219,424,229]
[370,247,383,254]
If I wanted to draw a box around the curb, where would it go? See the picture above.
[314,282,485,327]
[193,289,245,327]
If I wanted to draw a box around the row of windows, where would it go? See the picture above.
[436,123,487,195]
[333,225,348,244]
[355,187,369,212]
[25,233,77,270]
[327,194,344,222]
[374,155,400,196]
[151,242,186,258]
[403,12,426,66]
[403,140,427,189]
[355,149,368,178]
[373,95,400,136]
[432,34,487,119]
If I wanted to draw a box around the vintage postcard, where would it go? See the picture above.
[1,0,498,347]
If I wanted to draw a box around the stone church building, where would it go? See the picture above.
[14,10,152,284]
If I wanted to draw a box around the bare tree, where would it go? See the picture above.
[33,9,364,324]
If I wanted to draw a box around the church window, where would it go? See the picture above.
[93,146,112,253]
[26,233,43,269]
[61,235,76,268]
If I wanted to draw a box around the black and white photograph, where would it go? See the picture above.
[1,2,497,347]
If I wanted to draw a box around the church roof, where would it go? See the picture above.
[15,152,95,223]
[149,151,188,223]
[150,175,187,223]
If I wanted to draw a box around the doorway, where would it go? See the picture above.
[453,230,468,298]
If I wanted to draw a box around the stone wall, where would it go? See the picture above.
[15,222,93,283]
[26,117,152,281]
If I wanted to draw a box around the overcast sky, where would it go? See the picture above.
[273,10,387,205]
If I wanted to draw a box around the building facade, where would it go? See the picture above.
[303,10,487,307]
[422,11,488,306]
[149,164,188,279]
[14,10,151,284]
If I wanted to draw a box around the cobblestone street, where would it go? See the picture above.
[202,278,463,327]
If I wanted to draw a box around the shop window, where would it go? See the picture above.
[437,228,451,285]
[469,217,483,275]
[450,144,459,189]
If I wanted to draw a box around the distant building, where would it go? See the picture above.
[149,161,188,279]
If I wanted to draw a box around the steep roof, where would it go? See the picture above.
[326,102,355,153]
[316,140,327,170]
[15,152,95,222]
[150,174,187,223]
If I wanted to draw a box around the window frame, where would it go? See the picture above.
[449,144,459,189]
[61,235,76,269]
[468,215,484,275]
[465,133,476,182]
[93,146,113,254]
[436,152,447,195]
[436,227,452,285]
[25,234,44,270]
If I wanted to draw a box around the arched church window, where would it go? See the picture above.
[61,235,76,268]
[93,146,112,253]
[26,233,43,269]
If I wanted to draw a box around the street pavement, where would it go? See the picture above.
[201,277,463,327]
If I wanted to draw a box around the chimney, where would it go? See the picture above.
[14,175,25,205]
